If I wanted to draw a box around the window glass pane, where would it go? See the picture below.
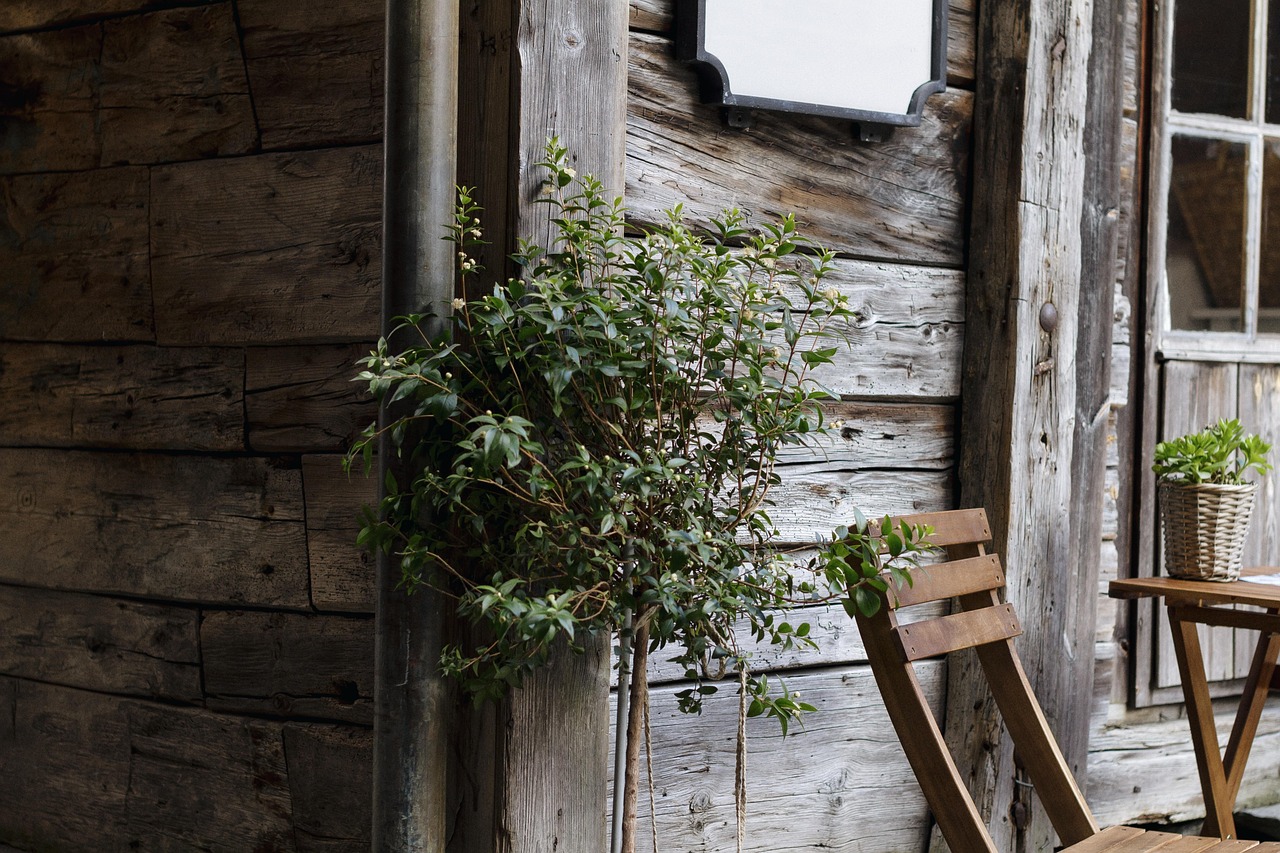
[1263,140,1280,331]
[1172,0,1251,118]
[1167,135,1247,332]
[1269,0,1280,122]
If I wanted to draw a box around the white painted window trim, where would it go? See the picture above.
[1150,0,1280,362]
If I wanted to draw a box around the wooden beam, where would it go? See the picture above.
[952,0,1118,849]
[245,343,377,452]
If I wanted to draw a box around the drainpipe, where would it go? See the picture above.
[373,0,458,850]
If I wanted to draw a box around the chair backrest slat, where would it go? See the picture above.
[854,508,1099,850]
[891,554,1006,608]
[894,603,1022,661]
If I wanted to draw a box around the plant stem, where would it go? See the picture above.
[621,615,651,853]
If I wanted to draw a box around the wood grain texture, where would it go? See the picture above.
[303,454,376,614]
[0,0,215,34]
[0,343,243,450]
[202,610,374,724]
[627,32,971,266]
[284,724,374,852]
[0,449,310,607]
[950,0,1102,848]
[0,6,256,174]
[238,0,384,149]
[610,663,943,852]
[0,167,153,342]
[151,146,382,345]
[246,343,376,452]
[764,466,951,545]
[0,584,200,700]
[627,0,977,88]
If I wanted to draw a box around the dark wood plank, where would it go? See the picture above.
[627,0,976,87]
[0,0,216,34]
[0,343,243,450]
[303,455,375,613]
[245,344,376,452]
[283,724,373,852]
[0,584,200,700]
[626,32,971,266]
[238,0,384,149]
[97,5,257,165]
[123,700,294,849]
[0,167,152,342]
[151,146,382,345]
[0,24,103,173]
[0,449,310,607]
[202,610,374,724]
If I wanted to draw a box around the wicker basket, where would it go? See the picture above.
[1158,481,1257,582]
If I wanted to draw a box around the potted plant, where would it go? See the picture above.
[348,140,931,849]
[1152,418,1272,581]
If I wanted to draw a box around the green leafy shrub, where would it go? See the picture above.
[1152,418,1272,485]
[349,140,930,727]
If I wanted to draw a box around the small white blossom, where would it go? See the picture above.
[761,257,776,270]
[452,297,467,310]
[822,287,841,301]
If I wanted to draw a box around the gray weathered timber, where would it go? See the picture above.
[765,467,951,545]
[0,343,243,450]
[0,6,256,174]
[609,663,944,852]
[626,33,971,267]
[151,146,382,345]
[303,455,376,614]
[1087,700,1280,826]
[0,167,152,342]
[627,0,976,88]
[951,0,1100,850]
[1240,365,1280,570]
[0,584,200,700]
[202,610,375,724]
[771,402,955,469]
[489,4,628,852]
[284,724,374,852]
[245,344,377,452]
[0,0,215,34]
[0,449,309,607]
[238,0,384,149]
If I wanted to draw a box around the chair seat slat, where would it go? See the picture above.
[890,554,1005,608]
[894,603,1021,661]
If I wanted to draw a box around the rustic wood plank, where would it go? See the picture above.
[0,25,103,173]
[611,663,942,851]
[0,167,152,342]
[1156,361,1241,689]
[626,32,971,267]
[245,344,376,452]
[0,0,216,34]
[238,0,384,149]
[97,5,257,165]
[303,455,376,614]
[774,401,954,469]
[897,604,1021,661]
[123,700,294,849]
[283,724,373,852]
[0,584,200,700]
[891,554,1005,608]
[0,677,131,848]
[0,449,310,607]
[202,610,374,725]
[151,146,382,345]
[627,0,976,88]
[0,343,244,450]
[1239,365,1280,570]
[764,466,951,545]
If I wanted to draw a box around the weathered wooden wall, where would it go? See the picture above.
[0,0,380,849]
[618,2,971,850]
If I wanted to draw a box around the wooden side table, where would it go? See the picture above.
[1110,569,1280,839]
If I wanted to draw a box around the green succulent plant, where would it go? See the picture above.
[1152,418,1272,486]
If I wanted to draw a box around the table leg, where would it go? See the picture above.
[1222,610,1280,806]
[1167,605,1236,838]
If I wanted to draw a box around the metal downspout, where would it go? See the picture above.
[373,0,458,849]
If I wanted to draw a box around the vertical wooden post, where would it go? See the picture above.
[374,0,459,851]
[951,0,1124,849]
[453,2,627,852]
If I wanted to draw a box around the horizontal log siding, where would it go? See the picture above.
[0,1,380,850]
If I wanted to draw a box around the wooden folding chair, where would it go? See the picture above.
[854,508,1280,852]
